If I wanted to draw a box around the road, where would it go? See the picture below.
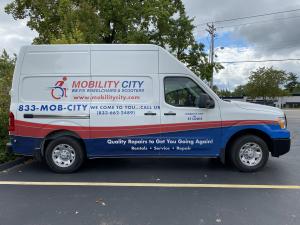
[0,110,299,225]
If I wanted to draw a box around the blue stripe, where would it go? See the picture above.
[10,124,290,157]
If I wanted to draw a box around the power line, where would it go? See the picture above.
[215,8,300,23]
[196,8,300,26]
[197,14,300,51]
[215,15,300,29]
[197,14,300,33]
[211,36,300,54]
[213,38,300,53]
[217,58,300,64]
[253,38,300,48]
[229,43,300,53]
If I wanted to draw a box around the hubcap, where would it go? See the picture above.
[239,142,263,167]
[52,144,76,168]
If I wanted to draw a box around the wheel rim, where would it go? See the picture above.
[239,142,263,167]
[52,144,76,168]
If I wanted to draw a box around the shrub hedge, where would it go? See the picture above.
[0,50,16,163]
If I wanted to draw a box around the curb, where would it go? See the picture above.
[0,157,28,171]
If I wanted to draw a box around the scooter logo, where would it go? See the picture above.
[50,76,68,100]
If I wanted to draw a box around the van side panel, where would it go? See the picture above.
[11,46,91,155]
[21,51,89,75]
[87,50,161,156]
[91,51,158,75]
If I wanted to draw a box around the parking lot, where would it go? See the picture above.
[0,110,299,225]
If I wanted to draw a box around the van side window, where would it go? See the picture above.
[164,77,205,107]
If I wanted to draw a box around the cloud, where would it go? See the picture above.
[214,47,256,90]
[214,47,300,90]
[237,15,300,55]
[0,0,36,55]
[183,0,300,89]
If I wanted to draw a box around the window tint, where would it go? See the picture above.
[164,77,205,107]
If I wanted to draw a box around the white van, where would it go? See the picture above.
[7,44,290,173]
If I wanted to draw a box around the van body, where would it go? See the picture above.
[7,44,290,172]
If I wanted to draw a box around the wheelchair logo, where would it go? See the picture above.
[50,76,68,100]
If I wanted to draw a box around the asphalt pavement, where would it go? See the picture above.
[0,110,299,225]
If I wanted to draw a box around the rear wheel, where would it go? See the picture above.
[45,137,85,173]
[230,135,269,172]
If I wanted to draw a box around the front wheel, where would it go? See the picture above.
[45,137,85,173]
[230,135,269,172]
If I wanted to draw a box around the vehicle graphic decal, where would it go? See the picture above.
[12,119,277,139]
[50,76,68,100]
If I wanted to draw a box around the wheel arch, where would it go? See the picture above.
[223,128,273,162]
[40,129,87,157]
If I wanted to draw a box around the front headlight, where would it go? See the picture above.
[276,116,287,129]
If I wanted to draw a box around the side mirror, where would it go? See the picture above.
[195,93,215,109]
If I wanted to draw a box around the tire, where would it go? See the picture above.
[230,135,269,172]
[45,137,85,173]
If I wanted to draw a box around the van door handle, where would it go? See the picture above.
[144,112,157,116]
[24,114,34,118]
[164,112,176,116]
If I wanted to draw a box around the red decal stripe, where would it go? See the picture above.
[13,119,276,139]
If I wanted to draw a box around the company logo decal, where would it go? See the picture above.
[50,76,68,100]
[49,77,146,101]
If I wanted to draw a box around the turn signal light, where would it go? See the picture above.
[276,117,286,129]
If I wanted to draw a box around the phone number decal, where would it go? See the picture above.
[18,104,88,112]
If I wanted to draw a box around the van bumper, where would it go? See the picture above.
[271,138,291,157]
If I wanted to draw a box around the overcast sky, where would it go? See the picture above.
[183,0,300,89]
[1,0,300,89]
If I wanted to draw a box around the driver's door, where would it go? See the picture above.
[159,74,221,156]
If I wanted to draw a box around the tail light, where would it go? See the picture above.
[9,112,15,132]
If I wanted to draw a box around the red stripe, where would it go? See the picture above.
[222,120,275,126]
[13,119,276,139]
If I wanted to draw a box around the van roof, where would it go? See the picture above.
[19,43,198,82]
[23,44,160,52]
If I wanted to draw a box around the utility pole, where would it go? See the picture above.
[206,23,216,88]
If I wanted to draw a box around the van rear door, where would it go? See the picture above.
[15,45,91,155]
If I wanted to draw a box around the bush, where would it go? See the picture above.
[0,110,16,163]
[0,50,16,163]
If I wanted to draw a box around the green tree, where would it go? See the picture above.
[285,72,299,94]
[5,0,221,81]
[211,85,232,97]
[232,85,246,97]
[0,50,16,163]
[212,85,219,93]
[218,89,232,97]
[293,83,300,94]
[245,67,288,100]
